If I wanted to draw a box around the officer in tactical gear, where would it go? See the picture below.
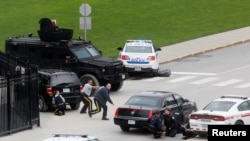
[148,111,164,138]
[163,108,178,137]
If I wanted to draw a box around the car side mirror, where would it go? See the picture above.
[98,50,102,55]
[117,47,123,51]
[65,56,77,63]
[155,48,161,51]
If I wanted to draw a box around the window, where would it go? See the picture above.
[203,101,235,111]
[238,101,250,111]
[125,46,153,53]
[126,96,161,107]
[174,94,184,105]
[165,96,175,106]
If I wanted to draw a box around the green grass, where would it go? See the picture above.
[1,0,250,58]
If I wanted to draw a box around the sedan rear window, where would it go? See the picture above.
[125,96,161,107]
[202,101,235,111]
[51,74,80,86]
[125,46,152,53]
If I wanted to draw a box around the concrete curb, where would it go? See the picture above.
[159,26,250,64]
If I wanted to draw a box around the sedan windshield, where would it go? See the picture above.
[125,96,161,108]
[202,101,236,112]
[71,44,100,59]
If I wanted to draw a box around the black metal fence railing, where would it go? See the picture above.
[0,52,40,137]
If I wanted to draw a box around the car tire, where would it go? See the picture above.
[152,69,159,77]
[111,81,124,91]
[120,125,130,131]
[198,133,208,138]
[39,96,48,112]
[79,74,99,96]
[158,69,171,77]
[70,102,80,110]
[235,120,243,125]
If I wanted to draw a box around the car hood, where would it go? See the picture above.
[79,56,123,67]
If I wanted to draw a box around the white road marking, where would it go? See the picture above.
[142,77,165,81]
[214,79,242,86]
[190,77,219,84]
[235,83,250,88]
[172,72,216,76]
[168,76,197,83]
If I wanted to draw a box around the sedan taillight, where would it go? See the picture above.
[148,110,153,118]
[46,87,53,95]
[190,114,226,121]
[114,108,119,117]
[80,85,83,93]
[121,55,130,60]
[147,56,156,61]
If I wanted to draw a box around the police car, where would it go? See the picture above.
[42,134,100,141]
[117,40,161,76]
[189,95,250,136]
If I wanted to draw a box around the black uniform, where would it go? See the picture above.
[53,95,66,115]
[180,122,197,140]
[163,114,178,137]
[148,114,164,138]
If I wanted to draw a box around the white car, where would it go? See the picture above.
[189,95,250,136]
[42,134,100,141]
[117,40,162,76]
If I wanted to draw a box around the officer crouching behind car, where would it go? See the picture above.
[163,108,178,137]
[180,117,197,140]
[52,90,66,116]
[148,111,164,139]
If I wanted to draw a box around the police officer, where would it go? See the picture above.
[163,108,178,137]
[53,90,66,115]
[148,111,164,138]
[180,119,197,140]
[80,79,99,114]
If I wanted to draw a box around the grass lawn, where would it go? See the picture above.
[1,0,250,58]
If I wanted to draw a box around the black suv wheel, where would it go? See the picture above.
[39,96,49,112]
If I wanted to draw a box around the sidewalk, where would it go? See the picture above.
[158,26,250,64]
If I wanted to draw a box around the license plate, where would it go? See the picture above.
[122,74,125,79]
[135,67,141,71]
[128,120,135,125]
[63,88,70,93]
[201,119,211,122]
[201,124,208,129]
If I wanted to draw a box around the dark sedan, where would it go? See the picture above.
[113,90,197,131]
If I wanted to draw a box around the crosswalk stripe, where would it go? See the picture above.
[235,83,250,88]
[214,79,242,86]
[190,77,219,84]
[168,76,197,83]
[172,72,216,76]
[142,77,165,82]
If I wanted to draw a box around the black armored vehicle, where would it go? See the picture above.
[5,18,127,95]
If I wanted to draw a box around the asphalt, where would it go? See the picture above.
[158,26,250,64]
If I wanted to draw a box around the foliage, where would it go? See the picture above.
[1,0,250,58]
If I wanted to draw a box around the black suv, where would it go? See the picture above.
[38,69,82,112]
[5,18,127,95]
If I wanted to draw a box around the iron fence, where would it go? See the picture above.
[0,52,40,136]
